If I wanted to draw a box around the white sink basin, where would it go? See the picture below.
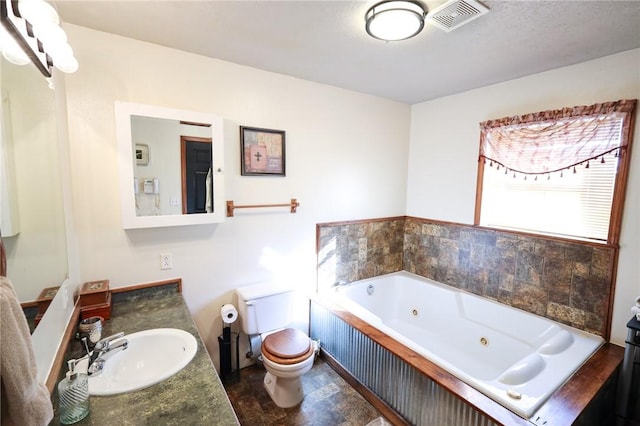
[88,328,198,396]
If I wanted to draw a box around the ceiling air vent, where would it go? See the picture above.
[426,0,489,32]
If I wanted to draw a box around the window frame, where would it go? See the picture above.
[474,101,637,246]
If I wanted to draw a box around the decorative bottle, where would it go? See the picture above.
[58,358,90,424]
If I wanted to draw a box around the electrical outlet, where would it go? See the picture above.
[160,253,173,270]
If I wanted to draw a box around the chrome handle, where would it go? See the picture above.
[95,331,125,350]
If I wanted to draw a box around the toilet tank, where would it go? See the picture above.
[236,282,294,335]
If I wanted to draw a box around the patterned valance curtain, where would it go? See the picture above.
[479,99,637,176]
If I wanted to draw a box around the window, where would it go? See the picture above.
[475,99,636,244]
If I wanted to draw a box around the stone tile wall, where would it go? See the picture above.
[317,216,616,337]
[317,217,405,288]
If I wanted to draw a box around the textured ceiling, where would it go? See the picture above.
[54,0,640,104]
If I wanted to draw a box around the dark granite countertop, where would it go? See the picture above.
[50,284,239,425]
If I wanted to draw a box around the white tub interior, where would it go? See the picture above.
[332,271,604,419]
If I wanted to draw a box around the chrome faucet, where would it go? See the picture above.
[88,332,128,377]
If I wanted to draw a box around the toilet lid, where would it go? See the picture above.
[262,328,313,365]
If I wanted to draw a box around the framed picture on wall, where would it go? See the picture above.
[240,126,285,176]
[135,144,149,166]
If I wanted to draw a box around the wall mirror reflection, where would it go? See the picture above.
[131,116,213,216]
[116,102,225,229]
[1,57,68,308]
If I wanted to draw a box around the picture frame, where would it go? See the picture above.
[240,126,285,176]
[135,144,149,166]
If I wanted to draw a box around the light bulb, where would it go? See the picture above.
[54,55,78,73]
[32,21,67,45]
[47,40,72,61]
[50,42,78,73]
[0,26,30,65]
[17,0,59,27]
[2,47,30,65]
[369,10,422,40]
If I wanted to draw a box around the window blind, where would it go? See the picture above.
[480,156,617,241]
[476,99,636,242]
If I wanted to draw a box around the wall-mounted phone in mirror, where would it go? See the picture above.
[115,102,225,229]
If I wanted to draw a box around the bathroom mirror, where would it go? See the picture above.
[1,58,69,304]
[116,102,225,229]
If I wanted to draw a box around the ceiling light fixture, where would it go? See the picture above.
[0,0,78,77]
[365,0,427,42]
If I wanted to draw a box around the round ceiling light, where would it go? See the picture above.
[365,0,426,42]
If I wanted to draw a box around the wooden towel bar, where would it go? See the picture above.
[226,198,299,217]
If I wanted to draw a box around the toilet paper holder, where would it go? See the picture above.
[219,304,239,383]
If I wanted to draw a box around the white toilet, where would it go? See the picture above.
[236,283,315,408]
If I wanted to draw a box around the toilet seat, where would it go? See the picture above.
[262,328,313,365]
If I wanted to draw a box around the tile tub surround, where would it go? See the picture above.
[317,217,405,286]
[50,282,239,425]
[317,216,616,338]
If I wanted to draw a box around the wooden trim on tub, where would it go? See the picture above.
[313,296,529,425]
[312,296,623,426]
[532,342,623,424]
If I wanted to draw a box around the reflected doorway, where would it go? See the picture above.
[181,136,212,214]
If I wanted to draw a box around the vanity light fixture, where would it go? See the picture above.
[365,0,427,42]
[0,0,78,77]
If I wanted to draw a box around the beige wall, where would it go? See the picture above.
[408,49,640,346]
[63,24,410,369]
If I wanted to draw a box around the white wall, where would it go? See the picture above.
[63,24,410,369]
[407,49,640,346]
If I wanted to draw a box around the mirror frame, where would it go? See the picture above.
[115,102,225,229]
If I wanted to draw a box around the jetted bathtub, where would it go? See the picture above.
[331,271,604,419]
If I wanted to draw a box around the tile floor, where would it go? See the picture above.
[224,356,389,426]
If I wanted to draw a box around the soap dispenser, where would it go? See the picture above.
[58,358,90,424]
